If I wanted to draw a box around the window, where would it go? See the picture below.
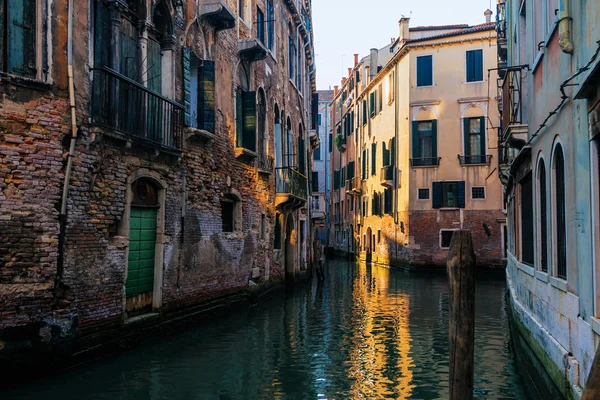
[472,187,486,199]
[387,73,395,104]
[221,201,235,232]
[466,50,483,82]
[412,120,437,159]
[377,84,383,112]
[288,33,296,81]
[369,92,375,117]
[416,55,433,87]
[432,181,466,209]
[554,145,566,279]
[520,173,534,266]
[1,0,38,78]
[441,230,456,249]
[266,0,275,52]
[256,8,265,44]
[318,114,323,126]
[538,160,548,272]
[463,117,485,157]
[184,51,216,131]
[384,189,393,215]
[314,144,321,161]
[418,188,430,200]
[238,0,247,21]
[312,196,319,210]
[312,171,319,192]
[362,100,368,125]
[236,89,257,151]
[371,143,377,176]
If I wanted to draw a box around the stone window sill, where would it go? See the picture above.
[590,317,600,336]
[516,261,535,276]
[0,72,52,91]
[550,276,568,292]
[535,270,549,283]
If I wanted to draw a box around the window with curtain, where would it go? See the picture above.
[466,49,483,82]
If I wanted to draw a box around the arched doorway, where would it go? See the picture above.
[126,177,161,315]
[285,214,296,284]
[366,227,373,263]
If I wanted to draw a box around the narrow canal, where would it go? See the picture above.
[6,260,539,399]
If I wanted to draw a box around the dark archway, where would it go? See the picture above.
[366,227,373,263]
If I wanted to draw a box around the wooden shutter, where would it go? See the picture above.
[391,138,396,166]
[236,89,243,147]
[93,1,110,68]
[298,136,305,174]
[382,142,390,166]
[199,60,216,132]
[8,0,36,76]
[362,100,367,124]
[362,150,366,179]
[463,118,471,156]
[432,182,441,209]
[417,55,432,86]
[369,93,375,117]
[242,91,257,151]
[412,121,419,158]
[479,116,486,156]
[371,143,377,176]
[341,167,345,187]
[183,48,192,126]
[431,119,438,158]
[457,181,466,208]
[329,133,333,153]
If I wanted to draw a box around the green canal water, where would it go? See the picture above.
[6,261,539,399]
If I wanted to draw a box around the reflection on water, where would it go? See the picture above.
[6,261,537,400]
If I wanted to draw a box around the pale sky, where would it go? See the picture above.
[312,0,495,90]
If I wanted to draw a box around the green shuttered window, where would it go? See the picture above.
[463,117,486,156]
[183,49,216,132]
[236,90,257,151]
[466,49,483,82]
[416,55,433,87]
[432,181,465,209]
[1,0,37,77]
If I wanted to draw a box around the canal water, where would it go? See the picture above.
[6,260,539,400]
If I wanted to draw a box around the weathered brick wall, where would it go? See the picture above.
[0,0,313,362]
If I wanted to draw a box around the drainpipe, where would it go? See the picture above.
[558,0,574,54]
[56,0,77,291]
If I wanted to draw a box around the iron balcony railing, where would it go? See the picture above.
[275,167,307,200]
[257,153,274,173]
[501,68,525,136]
[410,157,441,167]
[91,67,184,151]
[458,155,492,165]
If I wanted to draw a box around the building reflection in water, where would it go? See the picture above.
[6,260,534,400]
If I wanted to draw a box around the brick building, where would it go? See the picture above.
[329,13,505,269]
[0,0,316,371]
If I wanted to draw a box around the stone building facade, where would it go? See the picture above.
[499,0,600,396]
[0,0,316,373]
[329,14,505,269]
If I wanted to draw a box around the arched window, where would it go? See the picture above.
[554,144,567,280]
[538,159,548,273]
[221,191,242,233]
[286,117,294,168]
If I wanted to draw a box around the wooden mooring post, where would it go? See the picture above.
[447,230,476,400]
[583,346,600,399]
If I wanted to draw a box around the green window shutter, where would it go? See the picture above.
[341,167,346,187]
[93,1,110,68]
[7,0,36,77]
[382,142,389,166]
[199,60,216,132]
[371,143,377,176]
[183,48,192,126]
[312,171,319,192]
[242,91,257,151]
[391,137,396,166]
[362,150,366,179]
[479,116,486,156]
[147,40,162,93]
[298,136,305,174]
[417,55,433,87]
[412,121,419,158]
[463,118,471,156]
[432,182,442,209]
[362,100,367,125]
[236,89,243,147]
[431,119,438,158]
[369,93,375,117]
[458,181,466,208]
[329,133,333,153]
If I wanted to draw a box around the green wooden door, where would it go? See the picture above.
[126,207,157,297]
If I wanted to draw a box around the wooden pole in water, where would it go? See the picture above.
[447,230,476,400]
[582,347,600,399]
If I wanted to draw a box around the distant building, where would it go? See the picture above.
[329,13,505,268]
[498,0,600,397]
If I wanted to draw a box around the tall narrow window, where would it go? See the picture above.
[256,8,265,44]
[238,0,246,21]
[1,0,37,78]
[371,143,377,176]
[554,145,567,279]
[412,120,438,164]
[463,117,486,162]
[416,55,433,87]
[520,173,534,266]
[236,89,257,152]
[466,49,484,82]
[538,160,548,272]
[266,0,275,51]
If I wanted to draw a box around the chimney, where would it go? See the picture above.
[342,77,347,86]
[484,9,493,23]
[369,48,378,82]
[334,85,339,97]
[354,54,359,67]
[399,18,410,42]
[348,68,353,77]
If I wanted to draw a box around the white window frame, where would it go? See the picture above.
[471,186,486,200]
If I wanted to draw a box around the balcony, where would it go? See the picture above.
[257,154,274,175]
[410,157,440,168]
[352,176,362,194]
[458,155,492,165]
[501,68,528,150]
[199,0,236,31]
[345,179,354,195]
[238,38,268,63]
[275,167,307,209]
[91,67,184,153]
[333,134,346,152]
[496,2,507,77]
[380,165,394,188]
